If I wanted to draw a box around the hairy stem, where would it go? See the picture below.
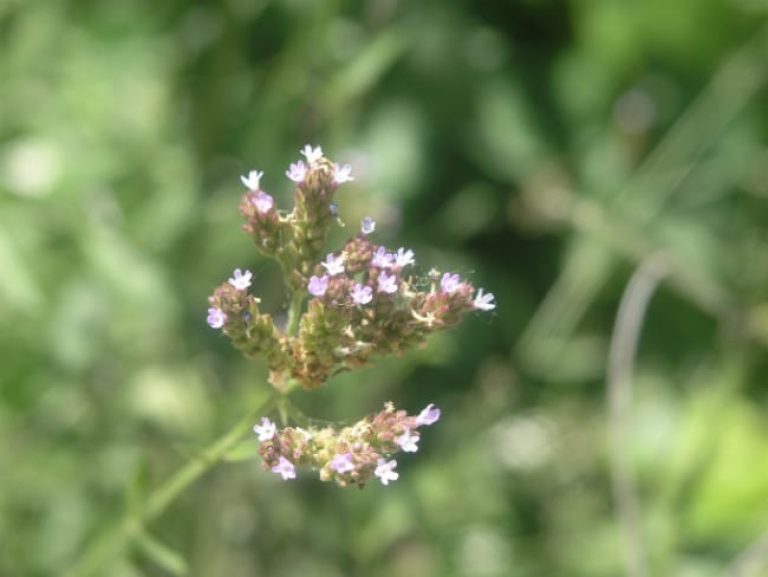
[286,290,305,336]
[65,394,277,577]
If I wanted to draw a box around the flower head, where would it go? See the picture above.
[240,169,264,191]
[206,307,226,329]
[394,247,415,268]
[300,144,323,166]
[308,274,329,297]
[473,288,496,311]
[415,403,441,427]
[374,458,399,486]
[351,283,373,305]
[286,160,308,183]
[321,253,345,276]
[228,268,253,290]
[361,217,376,235]
[440,272,461,294]
[253,417,276,442]
[271,456,296,480]
[377,270,398,294]
[371,247,394,268]
[252,191,274,213]
[396,429,419,453]
[332,163,354,185]
[330,453,355,474]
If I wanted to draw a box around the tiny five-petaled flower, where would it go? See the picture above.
[375,458,399,486]
[272,456,296,480]
[321,253,345,276]
[241,169,264,191]
[396,429,419,453]
[308,274,329,297]
[415,403,441,427]
[332,163,354,185]
[252,191,274,213]
[361,217,376,235]
[300,144,323,166]
[372,247,394,268]
[377,271,398,294]
[351,283,373,305]
[228,268,253,290]
[394,247,415,268]
[440,272,461,294]
[207,307,226,329]
[330,453,355,474]
[473,288,496,311]
[253,417,276,442]
[286,160,307,183]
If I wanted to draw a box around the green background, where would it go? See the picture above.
[2,1,768,575]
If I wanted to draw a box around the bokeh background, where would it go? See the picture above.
[3,1,768,576]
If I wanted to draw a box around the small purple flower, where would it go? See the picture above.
[394,247,415,268]
[240,169,264,191]
[415,403,441,427]
[286,160,308,183]
[374,458,399,486]
[253,417,276,442]
[332,163,354,185]
[207,307,226,329]
[377,270,398,294]
[371,247,394,268]
[228,268,253,290]
[351,283,373,305]
[308,274,329,297]
[321,253,345,276]
[440,272,461,294]
[252,191,274,213]
[271,456,296,480]
[330,453,355,474]
[473,288,496,311]
[361,217,376,235]
[396,429,419,453]
[300,144,323,165]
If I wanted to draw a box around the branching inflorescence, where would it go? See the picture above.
[207,145,495,487]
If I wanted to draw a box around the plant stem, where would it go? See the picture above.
[286,290,304,336]
[65,394,277,577]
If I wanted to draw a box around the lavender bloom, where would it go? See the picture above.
[377,270,398,294]
[374,458,399,486]
[252,191,274,213]
[330,453,355,474]
[253,417,276,442]
[228,268,253,290]
[286,160,308,183]
[240,169,264,191]
[371,247,394,268]
[271,456,296,480]
[332,163,354,185]
[415,403,441,427]
[300,144,323,165]
[351,283,373,305]
[396,429,419,453]
[361,217,376,235]
[321,253,345,276]
[394,247,415,268]
[473,288,496,311]
[207,307,226,329]
[308,274,329,297]
[440,272,461,294]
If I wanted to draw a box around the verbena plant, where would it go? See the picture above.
[207,144,495,488]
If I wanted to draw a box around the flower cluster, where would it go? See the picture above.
[254,402,441,487]
[207,145,495,389]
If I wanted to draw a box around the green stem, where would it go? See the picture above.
[65,394,277,577]
[286,291,305,336]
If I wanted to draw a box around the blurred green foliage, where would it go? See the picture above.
[2,1,768,576]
